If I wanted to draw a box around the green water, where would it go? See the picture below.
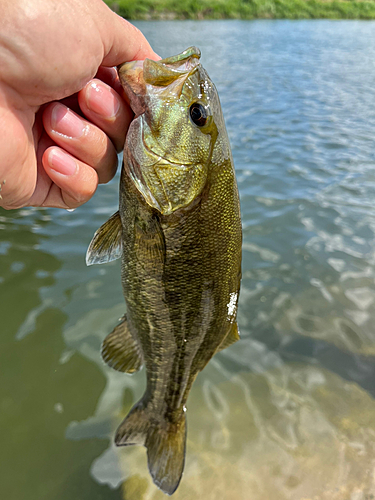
[2,20,375,500]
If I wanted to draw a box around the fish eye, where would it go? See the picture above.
[189,103,207,127]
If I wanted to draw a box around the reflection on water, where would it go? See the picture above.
[2,19,375,500]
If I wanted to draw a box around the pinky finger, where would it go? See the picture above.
[42,146,99,208]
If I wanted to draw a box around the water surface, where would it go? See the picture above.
[2,20,375,500]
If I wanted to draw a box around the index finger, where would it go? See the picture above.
[99,12,160,66]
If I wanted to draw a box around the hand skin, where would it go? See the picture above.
[0,0,159,210]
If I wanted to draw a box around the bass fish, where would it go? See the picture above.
[86,47,242,495]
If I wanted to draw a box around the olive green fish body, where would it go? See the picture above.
[86,47,242,495]
[120,155,241,414]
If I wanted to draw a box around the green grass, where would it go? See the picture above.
[105,0,375,20]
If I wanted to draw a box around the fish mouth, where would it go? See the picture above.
[119,47,208,216]
[119,46,201,84]
[118,46,202,114]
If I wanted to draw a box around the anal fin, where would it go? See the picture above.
[101,315,142,373]
[195,322,241,374]
[216,322,240,353]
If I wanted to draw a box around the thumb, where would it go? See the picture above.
[98,6,160,66]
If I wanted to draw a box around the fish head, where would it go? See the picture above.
[118,47,230,215]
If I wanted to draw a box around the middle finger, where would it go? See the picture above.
[78,78,133,152]
[43,102,118,184]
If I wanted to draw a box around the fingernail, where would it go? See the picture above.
[86,81,120,118]
[51,103,85,138]
[48,148,77,176]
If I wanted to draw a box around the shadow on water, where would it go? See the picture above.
[279,335,375,398]
[0,208,122,500]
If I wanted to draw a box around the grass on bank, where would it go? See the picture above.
[105,0,375,20]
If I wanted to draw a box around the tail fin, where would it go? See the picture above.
[115,401,187,495]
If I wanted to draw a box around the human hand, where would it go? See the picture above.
[0,0,159,210]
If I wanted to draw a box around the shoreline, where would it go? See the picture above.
[105,0,375,21]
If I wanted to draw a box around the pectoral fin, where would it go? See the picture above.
[134,214,166,265]
[216,322,240,353]
[101,315,143,373]
[86,211,122,266]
